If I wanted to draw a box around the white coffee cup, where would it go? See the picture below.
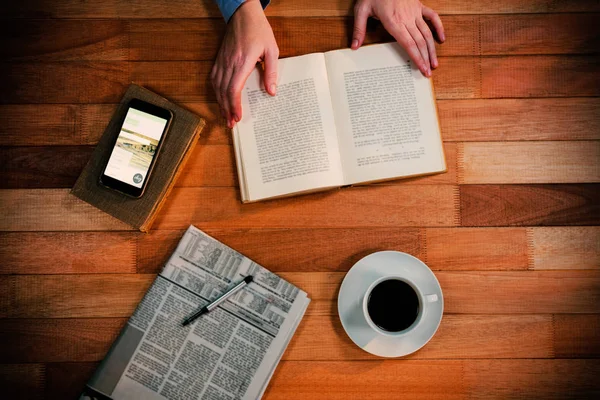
[362,275,440,337]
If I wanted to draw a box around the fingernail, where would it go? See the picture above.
[269,84,277,95]
[428,68,432,77]
[433,60,438,68]
[352,39,358,49]
[441,33,446,42]
[234,114,240,122]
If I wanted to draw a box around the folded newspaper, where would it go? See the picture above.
[81,225,310,400]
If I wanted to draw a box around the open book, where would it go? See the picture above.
[81,226,310,400]
[233,42,446,203]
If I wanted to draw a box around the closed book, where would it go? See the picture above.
[71,84,205,232]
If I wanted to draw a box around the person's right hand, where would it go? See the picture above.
[211,0,279,129]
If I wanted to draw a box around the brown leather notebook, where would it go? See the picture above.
[71,84,205,232]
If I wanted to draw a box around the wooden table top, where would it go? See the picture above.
[1,1,599,399]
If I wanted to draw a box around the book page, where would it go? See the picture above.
[324,43,445,185]
[234,53,344,202]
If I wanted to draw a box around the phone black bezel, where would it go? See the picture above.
[100,99,173,198]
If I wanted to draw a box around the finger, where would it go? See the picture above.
[352,2,369,49]
[381,20,427,75]
[417,18,438,69]
[220,66,235,127]
[211,63,226,119]
[263,47,278,96]
[423,6,445,43]
[227,58,259,124]
[406,23,431,76]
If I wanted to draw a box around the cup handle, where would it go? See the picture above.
[425,294,439,303]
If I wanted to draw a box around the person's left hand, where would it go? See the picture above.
[351,0,445,77]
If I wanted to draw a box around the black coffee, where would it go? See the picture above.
[367,279,420,332]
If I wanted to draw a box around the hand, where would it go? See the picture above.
[352,0,445,77]
[211,0,279,128]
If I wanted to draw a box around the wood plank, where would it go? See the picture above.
[153,185,459,229]
[7,57,597,104]
[137,228,424,274]
[0,318,126,363]
[460,184,600,226]
[480,13,600,55]
[0,186,458,232]
[264,360,464,400]
[425,227,529,270]
[0,62,130,104]
[463,359,600,399]
[0,274,153,318]
[530,227,600,270]
[0,232,138,274]
[2,271,597,318]
[439,98,600,141]
[0,364,44,400]
[0,314,553,363]
[4,15,597,61]
[435,271,600,314]
[3,0,598,18]
[45,362,97,400]
[3,226,592,275]
[482,56,600,98]
[286,314,553,360]
[2,98,598,147]
[0,104,80,146]
[0,146,92,189]
[0,189,133,231]
[459,141,600,184]
[553,314,600,358]
[0,19,128,61]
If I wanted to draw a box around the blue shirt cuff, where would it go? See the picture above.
[217,0,271,23]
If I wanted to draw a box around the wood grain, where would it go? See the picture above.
[425,227,529,270]
[0,318,126,362]
[0,189,132,231]
[0,186,458,231]
[553,314,600,358]
[0,146,93,189]
[462,359,600,399]
[2,15,598,62]
[459,141,600,184]
[3,98,598,147]
[530,227,600,270]
[2,226,594,275]
[137,228,424,274]
[0,364,44,400]
[0,314,554,363]
[439,98,600,142]
[460,184,600,226]
[2,271,597,318]
[0,232,138,274]
[263,360,465,400]
[3,0,598,18]
[481,56,600,98]
[2,56,597,104]
[0,274,153,318]
[153,185,459,229]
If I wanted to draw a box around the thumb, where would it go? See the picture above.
[263,47,279,96]
[352,3,369,49]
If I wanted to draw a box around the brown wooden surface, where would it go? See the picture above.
[0,0,599,398]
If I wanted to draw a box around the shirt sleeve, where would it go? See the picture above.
[215,0,271,23]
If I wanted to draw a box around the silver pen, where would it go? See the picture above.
[182,275,253,326]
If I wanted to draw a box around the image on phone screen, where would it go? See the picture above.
[104,107,168,189]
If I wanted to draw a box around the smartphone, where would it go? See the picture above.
[100,99,172,198]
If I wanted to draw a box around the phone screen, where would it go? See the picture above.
[104,107,168,188]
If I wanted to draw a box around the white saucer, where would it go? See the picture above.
[337,251,443,357]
